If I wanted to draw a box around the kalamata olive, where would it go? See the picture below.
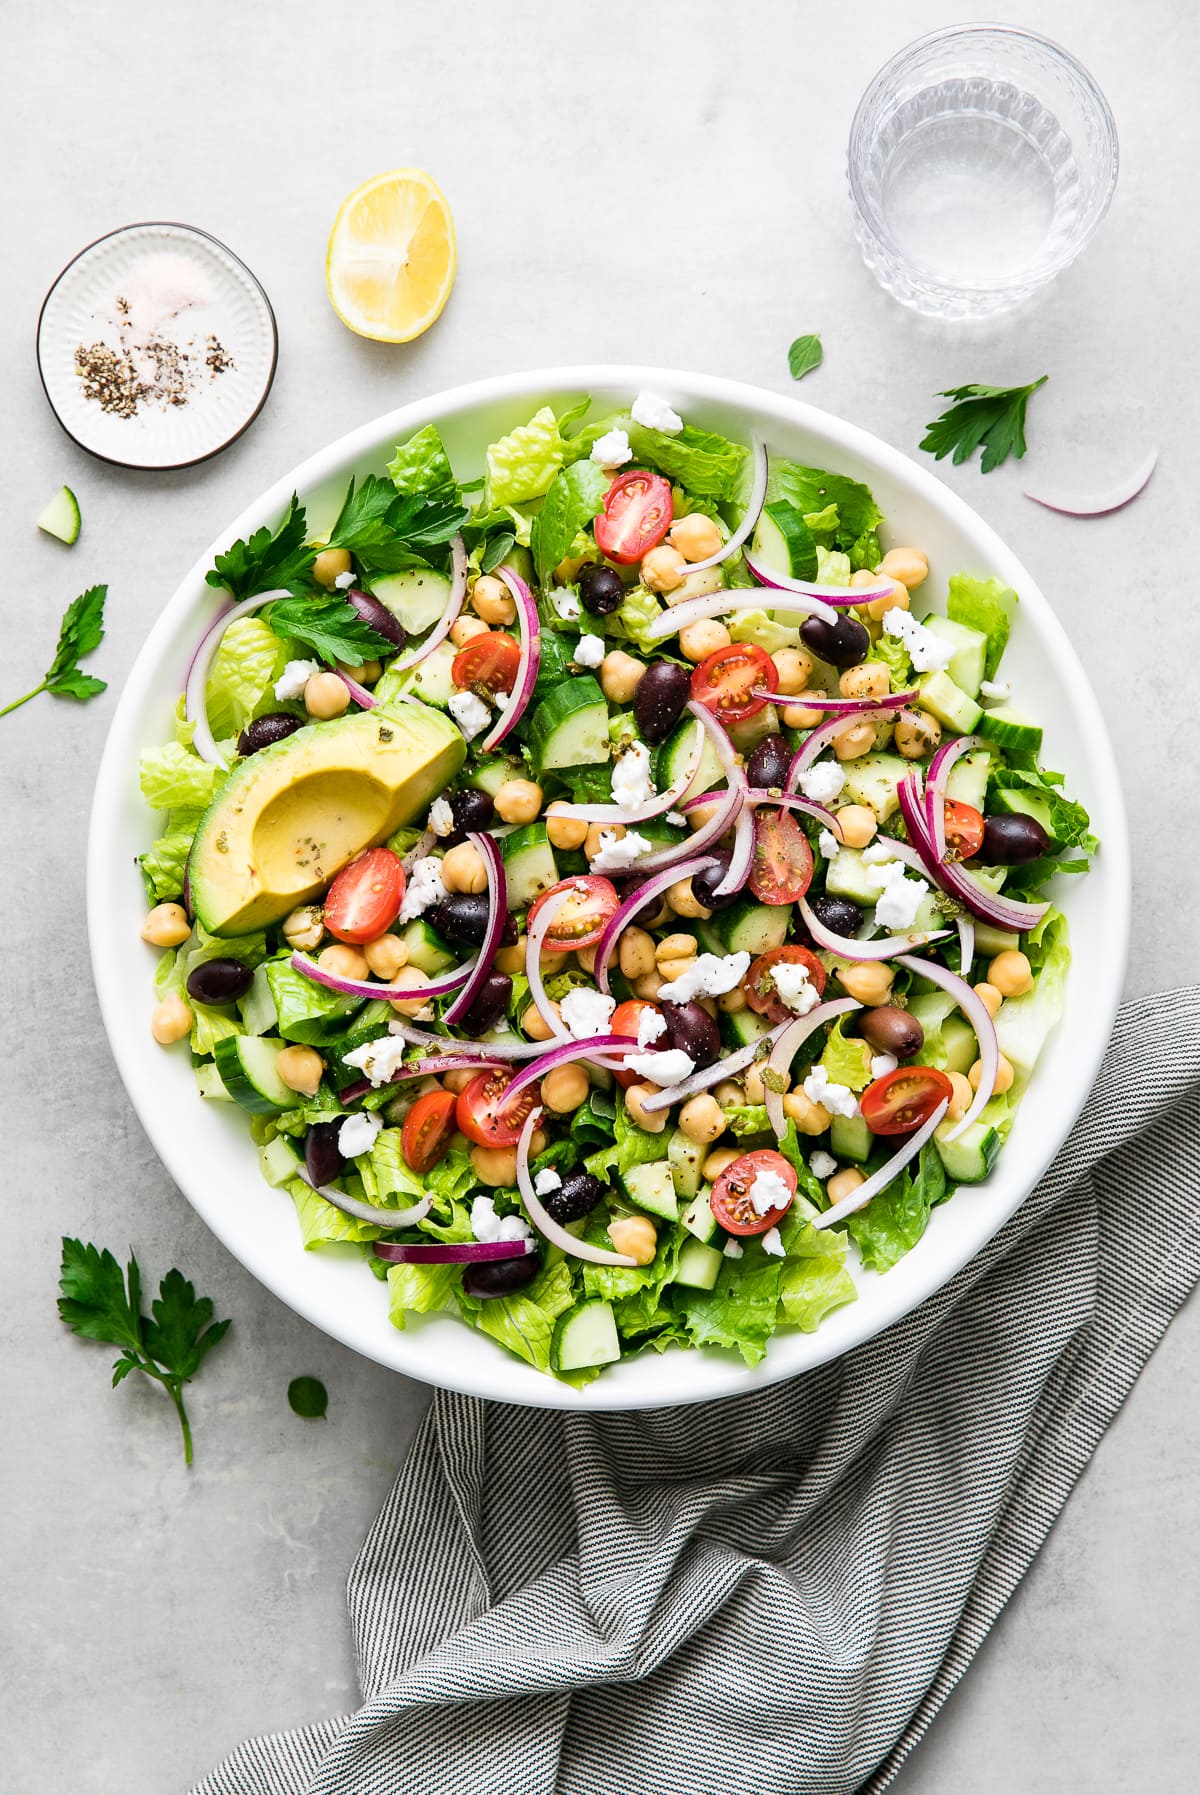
[664,1001,722,1069]
[543,1169,606,1225]
[237,712,304,757]
[808,894,864,938]
[860,1005,925,1060]
[981,812,1050,865]
[346,587,406,648]
[746,733,792,791]
[800,612,871,668]
[429,893,491,947]
[444,788,495,845]
[185,957,254,1006]
[456,972,512,1038]
[462,1250,541,1300]
[692,857,740,912]
[305,1121,344,1188]
[578,563,625,616]
[633,660,690,744]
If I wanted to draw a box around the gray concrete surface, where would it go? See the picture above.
[2,2,1196,1790]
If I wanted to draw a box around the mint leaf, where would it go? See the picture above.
[920,377,1048,475]
[787,334,824,381]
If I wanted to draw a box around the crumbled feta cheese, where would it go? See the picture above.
[803,1063,858,1118]
[723,1238,744,1259]
[560,987,616,1040]
[611,741,656,814]
[657,950,751,1004]
[533,1168,562,1197]
[428,796,456,838]
[343,1036,409,1087]
[274,658,321,702]
[552,587,582,621]
[818,828,840,859]
[590,426,632,468]
[337,1110,382,1159]
[398,856,447,923]
[980,678,1012,702]
[862,841,896,864]
[761,1226,786,1258]
[666,811,686,828]
[625,1047,695,1086]
[333,570,356,589]
[809,1149,838,1180]
[471,1195,532,1243]
[750,1166,793,1215]
[798,761,846,804]
[631,391,683,435]
[448,689,491,740]
[636,1008,667,1048]
[882,607,954,673]
[870,1052,899,1078]
[574,633,606,668]
[874,873,928,931]
[589,827,653,874]
[770,959,820,1015]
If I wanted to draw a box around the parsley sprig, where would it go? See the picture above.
[266,596,397,666]
[0,584,107,719]
[325,475,468,570]
[920,376,1048,474]
[58,1238,230,1465]
[206,494,317,600]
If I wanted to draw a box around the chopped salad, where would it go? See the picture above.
[137,392,1094,1383]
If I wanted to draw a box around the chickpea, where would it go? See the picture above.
[743,1065,769,1106]
[668,512,723,562]
[970,1053,1015,1095]
[150,992,192,1045]
[340,658,383,687]
[784,1089,833,1134]
[494,938,527,975]
[282,905,325,952]
[471,1144,519,1188]
[879,547,929,590]
[697,996,719,1020]
[866,579,909,623]
[973,981,1003,1020]
[609,1214,658,1265]
[576,944,600,976]
[672,567,725,603]
[599,651,645,705]
[945,1071,974,1121]
[521,1001,563,1042]
[542,1063,590,1113]
[685,797,724,832]
[827,1166,867,1205]
[850,567,881,590]
[388,966,433,1017]
[530,1128,550,1157]
[441,841,488,894]
[989,949,1033,997]
[546,802,589,850]
[318,942,369,982]
[839,662,890,700]
[633,969,666,1001]
[782,694,830,728]
[832,719,876,761]
[655,934,697,982]
[471,573,516,625]
[678,1093,725,1144]
[704,1146,742,1180]
[585,820,626,862]
[713,1079,745,1107]
[835,804,877,849]
[313,546,352,587]
[444,1068,477,1094]
[894,708,941,760]
[618,926,657,980]
[717,984,748,1014]
[363,933,408,980]
[275,1045,324,1097]
[623,1083,669,1134]
[668,876,711,920]
[641,544,687,594]
[772,647,816,695]
[494,779,543,826]
[304,671,351,720]
[680,619,732,663]
[449,614,489,648]
[141,902,191,947]
[838,961,895,1005]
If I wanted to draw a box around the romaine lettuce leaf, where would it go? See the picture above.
[775,1122,830,1208]
[530,460,609,586]
[581,1219,680,1323]
[365,1128,427,1203]
[846,1141,948,1273]
[139,742,225,813]
[607,583,667,655]
[728,608,803,654]
[777,1199,857,1331]
[190,1004,241,1056]
[288,1177,378,1248]
[485,407,564,507]
[815,547,852,586]
[673,1244,782,1365]
[803,503,840,549]
[265,959,363,1043]
[946,573,1018,679]
[387,424,457,499]
[460,1258,576,1372]
[818,1020,872,1092]
[767,461,884,549]
[626,423,748,503]
[386,1259,460,1328]
[138,817,200,902]
[866,631,912,688]
[988,767,1093,850]
[205,615,285,739]
[994,908,1070,1080]
[724,1104,772,1139]
[584,1095,664,1183]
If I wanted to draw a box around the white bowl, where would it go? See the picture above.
[88,367,1130,1409]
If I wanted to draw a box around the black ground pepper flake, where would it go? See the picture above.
[74,294,235,419]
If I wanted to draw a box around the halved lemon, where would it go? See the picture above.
[325,169,456,343]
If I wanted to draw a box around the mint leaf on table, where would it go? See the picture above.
[207,494,317,599]
[58,1238,230,1465]
[0,583,107,719]
[920,376,1048,475]
[266,596,396,666]
[287,1376,329,1419]
[787,334,824,381]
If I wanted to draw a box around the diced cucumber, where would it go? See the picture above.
[501,821,559,908]
[695,918,726,956]
[403,639,458,708]
[681,1188,720,1244]
[994,786,1057,842]
[728,704,781,755]
[946,750,992,814]
[942,1015,977,1075]
[674,1237,724,1291]
[716,898,789,957]
[979,705,1042,755]
[258,1135,303,1187]
[623,1161,678,1221]
[654,716,725,799]
[921,617,988,698]
[526,678,609,773]
[466,754,523,798]
[36,484,81,545]
[668,1129,705,1201]
[750,500,817,580]
[934,1119,1001,1183]
[194,1060,232,1102]
[916,669,983,735]
[213,1034,304,1113]
[838,753,910,822]
[369,568,452,637]
[825,845,881,908]
[830,1113,873,1164]
[401,917,456,974]
[238,963,278,1037]
[552,1299,621,1372]
[974,922,1021,956]
[721,1007,774,1049]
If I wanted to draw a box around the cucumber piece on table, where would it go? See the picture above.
[213,1034,304,1113]
[526,678,610,774]
[552,1299,621,1372]
[36,485,80,545]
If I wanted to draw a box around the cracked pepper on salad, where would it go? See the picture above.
[137,391,1094,1382]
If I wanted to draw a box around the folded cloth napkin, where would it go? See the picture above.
[195,989,1200,1795]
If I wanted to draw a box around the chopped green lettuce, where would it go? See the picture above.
[728,608,803,654]
[386,1260,460,1328]
[265,959,362,1043]
[847,1141,949,1273]
[994,909,1070,1081]
[777,1199,857,1330]
[190,1004,242,1056]
[988,767,1093,850]
[582,1222,681,1334]
[815,547,852,586]
[818,1020,872,1092]
[485,406,564,507]
[866,631,912,688]
[802,503,840,549]
[626,423,748,503]
[585,1095,665,1184]
[364,1128,427,1204]
[946,573,1017,679]
[288,1177,378,1249]
[775,1122,830,1208]
[674,1243,782,1365]
[724,1104,772,1139]
[206,616,285,739]
[138,814,201,902]
[139,742,225,813]
[767,461,884,550]
[530,460,609,586]
[608,583,667,654]
[460,1258,576,1371]
[387,424,457,499]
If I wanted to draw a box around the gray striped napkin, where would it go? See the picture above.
[194,989,1200,1795]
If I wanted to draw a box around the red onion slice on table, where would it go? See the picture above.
[1024,449,1157,517]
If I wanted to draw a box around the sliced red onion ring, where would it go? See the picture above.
[373,1238,534,1264]
[895,952,999,1142]
[897,777,1049,931]
[643,587,836,644]
[742,548,898,611]
[798,894,949,961]
[392,1054,508,1080]
[677,439,769,574]
[185,588,290,767]
[296,1169,433,1231]
[335,670,377,710]
[291,949,475,1002]
[524,887,573,1041]
[956,916,975,976]
[480,566,540,751]
[443,834,508,1027]
[713,802,755,897]
[812,1100,950,1230]
[593,855,720,994]
[501,1034,638,1108]
[763,996,863,1139]
[754,686,916,713]
[386,1018,549,1060]
[1024,448,1157,517]
[628,703,745,875]
[385,535,468,674]
[923,733,989,860]
[516,1107,636,1266]
[743,789,844,835]
[786,708,883,789]
[551,720,704,824]
[640,1022,789,1113]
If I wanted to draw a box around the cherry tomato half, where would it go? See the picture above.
[709,1148,798,1238]
[860,1066,954,1136]
[748,807,814,906]
[594,469,673,564]
[690,643,776,724]
[527,876,620,951]
[745,945,827,1023]
[610,998,665,1087]
[452,631,521,696]
[455,1070,540,1148]
[943,799,986,859]
[401,1089,458,1175]
[323,847,406,944]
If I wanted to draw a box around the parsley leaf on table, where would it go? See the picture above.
[207,494,317,599]
[266,596,397,666]
[58,1238,230,1465]
[0,583,108,719]
[787,334,824,381]
[920,377,1048,475]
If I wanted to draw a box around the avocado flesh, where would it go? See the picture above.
[189,704,465,936]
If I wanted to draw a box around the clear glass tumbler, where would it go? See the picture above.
[847,24,1119,319]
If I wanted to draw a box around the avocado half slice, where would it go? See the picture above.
[188,704,465,936]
